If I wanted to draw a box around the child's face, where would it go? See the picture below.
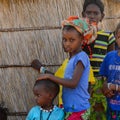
[62,29,83,55]
[116,29,120,48]
[33,85,52,108]
[83,4,104,24]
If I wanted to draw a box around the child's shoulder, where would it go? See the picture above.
[79,51,89,59]
[53,106,64,115]
[97,30,114,36]
[74,51,89,61]
[51,106,64,120]
[75,51,90,65]
[29,105,39,111]
[106,50,117,58]
[77,51,88,57]
[54,105,64,112]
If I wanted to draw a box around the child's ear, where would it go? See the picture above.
[81,40,83,46]
[100,13,105,22]
[49,93,54,100]
[81,36,84,44]
[82,12,85,17]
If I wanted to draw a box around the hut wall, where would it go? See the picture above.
[0,0,120,120]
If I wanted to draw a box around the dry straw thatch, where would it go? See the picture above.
[0,0,120,120]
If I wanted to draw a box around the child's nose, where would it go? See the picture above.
[35,96,37,100]
[65,41,70,46]
[89,13,95,19]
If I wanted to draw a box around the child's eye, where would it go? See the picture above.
[117,36,120,39]
[62,38,67,42]
[37,95,40,97]
[86,11,91,15]
[70,39,74,42]
[94,12,99,16]
[86,11,99,16]
[34,94,41,97]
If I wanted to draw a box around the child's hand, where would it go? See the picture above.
[102,82,115,98]
[103,89,115,98]
[31,59,42,71]
[37,74,51,80]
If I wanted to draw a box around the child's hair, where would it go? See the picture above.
[82,0,104,13]
[34,79,60,99]
[115,22,120,36]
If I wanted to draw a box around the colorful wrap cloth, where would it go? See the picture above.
[62,16,97,45]
[65,109,90,120]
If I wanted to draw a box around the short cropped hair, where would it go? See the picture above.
[34,79,60,99]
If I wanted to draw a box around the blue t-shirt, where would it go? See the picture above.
[62,51,90,112]
[100,50,120,111]
[26,105,65,120]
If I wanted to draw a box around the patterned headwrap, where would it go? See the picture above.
[62,16,97,45]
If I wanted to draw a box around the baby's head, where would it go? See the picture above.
[82,0,105,23]
[33,79,59,108]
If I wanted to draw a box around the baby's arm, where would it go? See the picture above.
[31,59,54,74]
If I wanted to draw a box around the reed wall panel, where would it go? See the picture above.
[0,0,119,119]
[0,30,65,65]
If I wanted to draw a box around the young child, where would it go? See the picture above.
[100,22,120,120]
[31,58,69,108]
[37,16,97,120]
[26,79,65,120]
[82,0,116,119]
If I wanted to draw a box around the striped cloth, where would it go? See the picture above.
[83,30,115,76]
[83,30,115,120]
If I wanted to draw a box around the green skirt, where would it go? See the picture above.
[89,77,107,120]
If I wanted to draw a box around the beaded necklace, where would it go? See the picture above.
[40,105,56,120]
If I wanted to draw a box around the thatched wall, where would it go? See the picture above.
[0,0,120,120]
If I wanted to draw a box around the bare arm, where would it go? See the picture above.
[38,61,84,88]
[31,59,54,74]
